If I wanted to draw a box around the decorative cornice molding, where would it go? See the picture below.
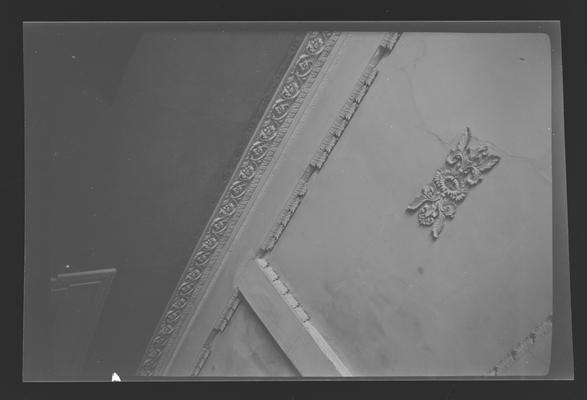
[191,291,241,376]
[255,258,311,324]
[260,32,401,255]
[190,32,402,377]
[227,32,402,377]
[137,31,341,376]
[309,68,379,170]
[254,258,351,376]
[486,314,552,376]
[407,128,501,239]
[260,166,312,254]
[191,258,312,376]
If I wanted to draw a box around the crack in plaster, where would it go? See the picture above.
[397,56,551,185]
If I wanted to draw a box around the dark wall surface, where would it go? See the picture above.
[24,23,303,379]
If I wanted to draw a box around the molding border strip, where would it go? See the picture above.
[203,32,401,377]
[234,258,349,376]
[138,31,342,376]
[260,32,402,255]
[192,32,402,377]
[191,290,242,376]
[191,256,348,376]
[486,314,553,376]
[255,258,351,376]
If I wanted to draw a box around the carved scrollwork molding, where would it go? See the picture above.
[407,128,501,239]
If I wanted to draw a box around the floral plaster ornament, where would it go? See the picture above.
[407,128,500,239]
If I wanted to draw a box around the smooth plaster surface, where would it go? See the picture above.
[270,33,552,376]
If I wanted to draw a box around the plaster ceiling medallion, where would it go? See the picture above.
[407,128,501,239]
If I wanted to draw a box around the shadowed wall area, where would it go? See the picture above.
[24,23,303,380]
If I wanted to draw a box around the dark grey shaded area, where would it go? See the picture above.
[23,23,303,380]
